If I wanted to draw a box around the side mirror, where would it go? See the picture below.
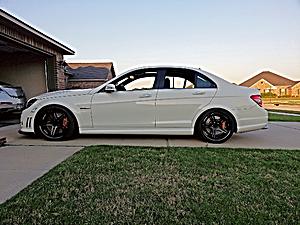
[105,84,117,93]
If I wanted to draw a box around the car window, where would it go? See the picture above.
[196,75,216,88]
[164,69,196,89]
[165,76,195,89]
[125,76,155,91]
[164,69,217,89]
[113,70,158,92]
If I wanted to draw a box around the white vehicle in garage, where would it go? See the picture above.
[19,66,268,143]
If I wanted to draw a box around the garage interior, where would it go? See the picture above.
[0,37,48,98]
[0,9,74,99]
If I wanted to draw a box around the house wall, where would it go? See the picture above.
[271,86,292,96]
[250,79,275,94]
[250,79,292,96]
[292,82,300,97]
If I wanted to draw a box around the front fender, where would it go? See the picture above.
[32,97,93,131]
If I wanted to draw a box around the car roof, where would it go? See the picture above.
[117,65,204,77]
[124,65,200,71]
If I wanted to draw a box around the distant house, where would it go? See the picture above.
[65,62,116,89]
[240,71,300,97]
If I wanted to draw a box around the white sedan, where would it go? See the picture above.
[19,66,268,143]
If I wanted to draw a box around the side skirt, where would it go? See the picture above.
[79,128,194,135]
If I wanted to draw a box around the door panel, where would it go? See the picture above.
[91,90,157,129]
[156,89,216,128]
[91,68,162,130]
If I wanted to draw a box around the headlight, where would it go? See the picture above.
[26,98,37,108]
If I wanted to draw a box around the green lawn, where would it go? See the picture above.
[268,112,300,122]
[1,146,299,225]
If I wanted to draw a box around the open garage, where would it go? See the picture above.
[0,9,74,99]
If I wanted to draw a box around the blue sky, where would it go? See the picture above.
[1,0,300,83]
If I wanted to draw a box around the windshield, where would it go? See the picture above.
[1,87,25,98]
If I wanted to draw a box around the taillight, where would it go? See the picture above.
[250,95,263,107]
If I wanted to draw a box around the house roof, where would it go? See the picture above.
[0,9,74,55]
[292,81,300,87]
[240,71,297,87]
[66,62,115,80]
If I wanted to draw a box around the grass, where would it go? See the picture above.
[268,112,300,122]
[0,146,299,225]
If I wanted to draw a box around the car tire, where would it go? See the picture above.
[196,109,235,144]
[34,105,77,141]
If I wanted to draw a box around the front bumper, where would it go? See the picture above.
[19,108,35,133]
[18,129,33,135]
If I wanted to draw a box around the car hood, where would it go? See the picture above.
[36,89,93,100]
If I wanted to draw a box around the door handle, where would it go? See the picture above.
[139,93,152,98]
[193,91,206,95]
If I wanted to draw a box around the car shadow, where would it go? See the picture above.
[79,133,197,140]
[0,112,20,128]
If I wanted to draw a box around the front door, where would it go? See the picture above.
[91,69,162,130]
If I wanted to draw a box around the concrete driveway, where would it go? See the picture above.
[0,122,299,204]
[1,122,300,149]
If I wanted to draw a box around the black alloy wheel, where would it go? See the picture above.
[197,110,234,144]
[35,106,76,141]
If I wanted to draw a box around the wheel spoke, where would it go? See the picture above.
[211,127,217,139]
[216,127,228,134]
[50,125,58,136]
[209,115,216,123]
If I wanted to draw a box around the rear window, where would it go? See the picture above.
[196,75,216,88]
[164,68,217,89]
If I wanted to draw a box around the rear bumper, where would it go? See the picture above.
[237,122,268,133]
[236,107,268,133]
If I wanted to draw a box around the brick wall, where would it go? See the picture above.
[66,79,107,89]
[55,54,65,89]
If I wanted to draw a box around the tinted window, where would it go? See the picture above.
[163,69,216,89]
[113,70,158,92]
[125,76,156,91]
[196,75,216,88]
[165,76,195,89]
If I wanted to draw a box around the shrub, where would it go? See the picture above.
[261,92,277,98]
